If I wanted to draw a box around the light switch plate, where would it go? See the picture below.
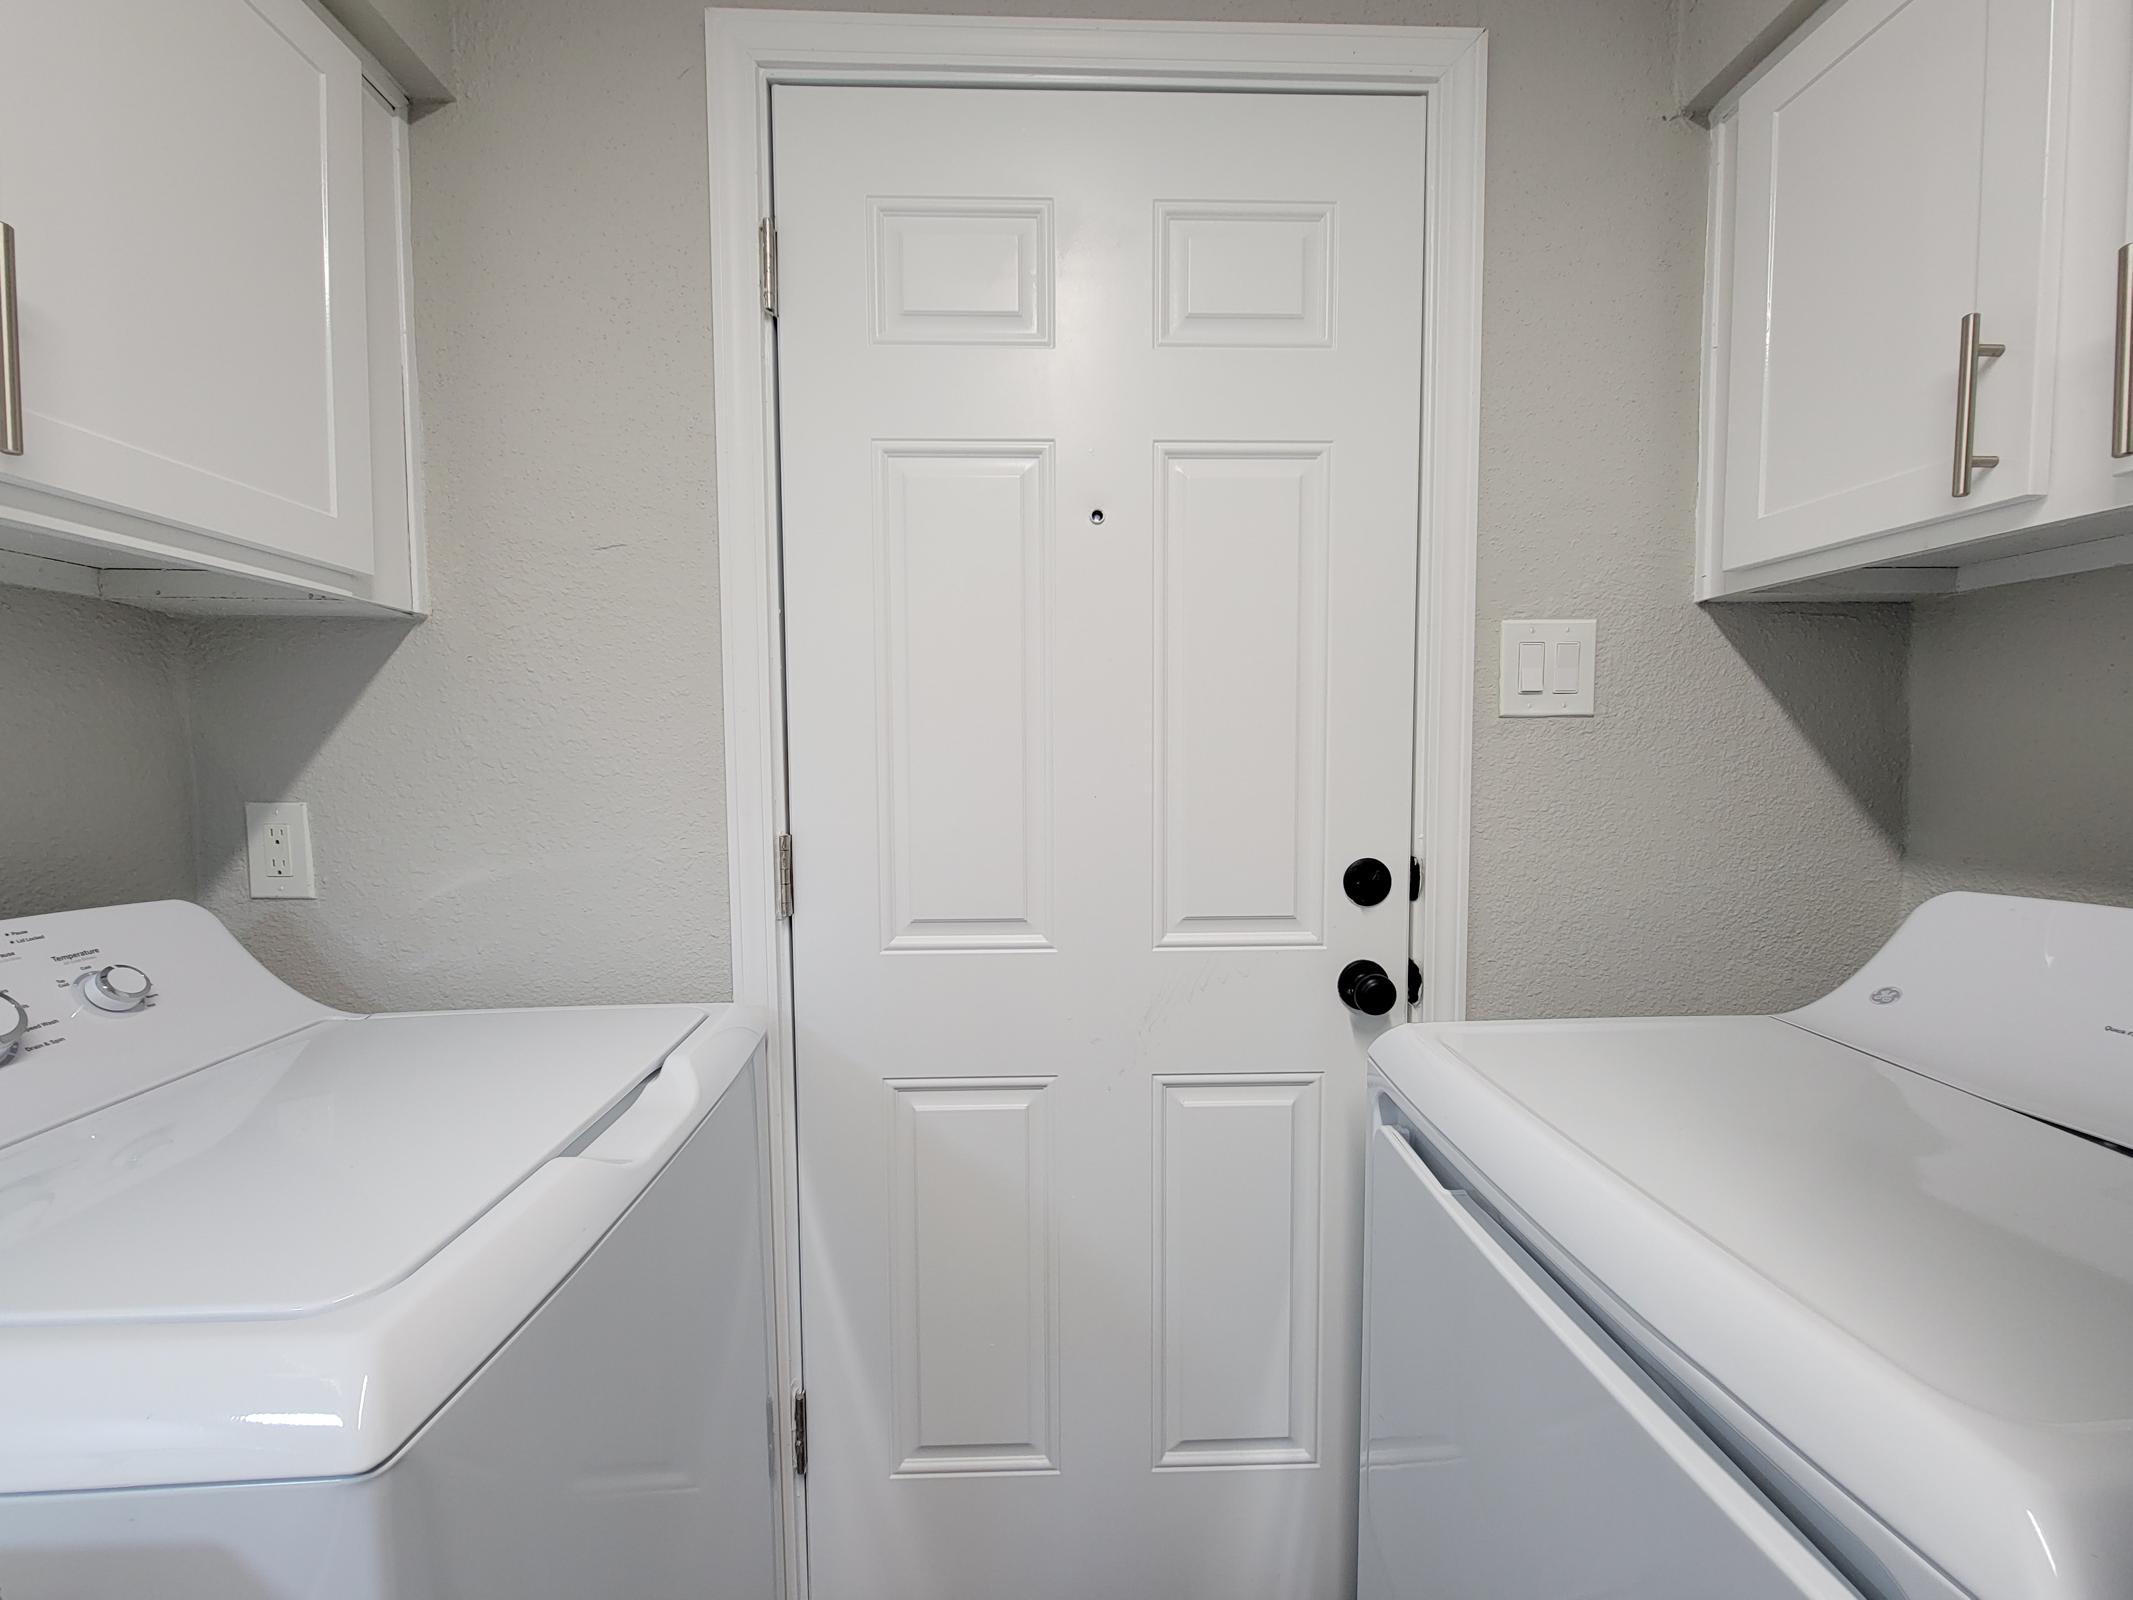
[245,801,318,899]
[1499,619,1596,717]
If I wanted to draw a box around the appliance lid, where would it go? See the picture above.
[1788,892,2133,1151]
[1371,1012,2133,1600]
[0,1005,710,1326]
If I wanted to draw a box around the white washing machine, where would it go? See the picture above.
[1362,891,2133,1600]
[0,900,780,1600]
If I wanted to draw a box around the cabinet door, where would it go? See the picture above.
[1720,0,2065,572]
[0,0,374,576]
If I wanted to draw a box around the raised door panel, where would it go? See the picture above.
[1156,203,1335,347]
[1721,0,2063,572]
[1154,1075,1323,1468]
[0,0,374,576]
[872,200,1055,346]
[888,1079,1058,1475]
[1153,445,1330,949]
[875,443,1053,951]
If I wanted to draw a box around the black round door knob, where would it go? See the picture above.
[1342,857,1394,907]
[1337,959,1399,1016]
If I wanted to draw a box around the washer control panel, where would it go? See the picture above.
[1,931,169,1079]
[0,902,336,1146]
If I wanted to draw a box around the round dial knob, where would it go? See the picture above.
[0,993,27,1062]
[82,964,152,1013]
[1336,959,1398,1017]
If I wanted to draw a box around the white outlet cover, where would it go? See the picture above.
[245,801,318,899]
[1499,619,1597,717]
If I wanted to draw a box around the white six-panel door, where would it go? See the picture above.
[774,85,1426,1598]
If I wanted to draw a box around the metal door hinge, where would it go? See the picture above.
[1410,857,1423,902]
[759,218,779,317]
[792,1388,809,1477]
[775,833,794,919]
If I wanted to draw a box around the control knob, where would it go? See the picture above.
[82,964,153,1013]
[0,993,26,1062]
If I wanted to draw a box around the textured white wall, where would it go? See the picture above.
[0,587,194,916]
[179,0,1910,1018]
[1903,566,2133,912]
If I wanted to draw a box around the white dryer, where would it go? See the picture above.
[1363,892,2133,1600]
[0,900,780,1600]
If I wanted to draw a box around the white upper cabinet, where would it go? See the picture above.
[1701,0,2133,597]
[1723,0,2060,563]
[0,0,425,614]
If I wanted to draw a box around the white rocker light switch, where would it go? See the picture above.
[1499,620,1596,717]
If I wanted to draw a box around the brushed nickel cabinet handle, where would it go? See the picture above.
[0,223,20,456]
[1950,311,2004,498]
[2115,246,2133,459]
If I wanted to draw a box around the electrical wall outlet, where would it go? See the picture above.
[245,802,318,899]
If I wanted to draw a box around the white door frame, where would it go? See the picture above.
[703,13,1485,1593]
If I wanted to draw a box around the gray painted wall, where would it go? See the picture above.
[0,587,194,916]
[171,0,1910,1019]
[1903,566,2133,912]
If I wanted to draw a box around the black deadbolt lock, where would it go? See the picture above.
[1337,959,1398,1016]
[1342,857,1394,907]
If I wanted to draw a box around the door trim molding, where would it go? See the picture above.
[703,13,1485,1592]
